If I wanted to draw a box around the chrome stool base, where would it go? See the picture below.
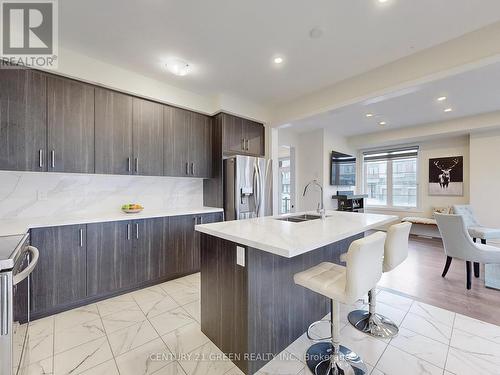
[348,310,399,339]
[306,342,367,375]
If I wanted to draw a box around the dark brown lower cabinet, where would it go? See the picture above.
[87,220,136,297]
[30,224,87,317]
[29,212,222,318]
[135,217,167,283]
[168,215,198,277]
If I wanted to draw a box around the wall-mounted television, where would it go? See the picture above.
[330,151,356,186]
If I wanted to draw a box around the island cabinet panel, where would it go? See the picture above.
[47,76,95,173]
[30,225,87,318]
[94,88,133,175]
[86,220,137,297]
[0,68,47,172]
[132,98,164,176]
[200,233,363,375]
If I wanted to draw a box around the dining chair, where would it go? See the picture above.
[435,213,500,289]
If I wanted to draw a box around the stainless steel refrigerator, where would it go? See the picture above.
[224,155,273,220]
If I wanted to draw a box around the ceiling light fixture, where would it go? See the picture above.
[366,113,374,118]
[437,96,447,102]
[165,58,190,76]
[273,56,284,64]
[309,27,324,39]
[378,0,389,3]
[444,108,453,113]
[379,121,387,126]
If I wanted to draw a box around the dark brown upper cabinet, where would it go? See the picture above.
[95,88,133,175]
[132,98,164,176]
[164,106,212,178]
[221,113,264,157]
[47,76,95,173]
[190,112,212,177]
[0,68,47,171]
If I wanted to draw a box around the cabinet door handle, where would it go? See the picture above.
[199,216,203,224]
[135,157,139,173]
[241,138,245,150]
[39,149,43,168]
[191,162,194,175]
[135,223,139,239]
[79,228,83,247]
[245,139,249,151]
[186,162,189,175]
[127,157,131,172]
[0,274,8,336]
[50,150,55,168]
[127,223,131,240]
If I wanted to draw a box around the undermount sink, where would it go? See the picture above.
[276,214,324,223]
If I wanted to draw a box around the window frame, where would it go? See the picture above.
[362,147,420,210]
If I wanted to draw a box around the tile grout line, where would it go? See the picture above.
[98,304,122,375]
[371,299,414,372]
[443,313,457,375]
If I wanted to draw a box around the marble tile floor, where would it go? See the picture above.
[18,273,500,375]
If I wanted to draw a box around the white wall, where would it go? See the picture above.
[470,130,500,232]
[48,47,270,123]
[278,128,354,212]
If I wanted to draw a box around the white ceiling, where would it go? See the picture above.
[60,0,500,107]
[286,61,500,136]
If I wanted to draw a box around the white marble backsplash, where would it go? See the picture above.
[0,171,204,220]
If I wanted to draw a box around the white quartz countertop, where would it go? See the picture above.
[195,211,398,258]
[0,207,223,236]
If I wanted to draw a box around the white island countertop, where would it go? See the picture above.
[195,211,398,258]
[0,207,223,237]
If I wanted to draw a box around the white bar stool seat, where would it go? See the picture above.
[294,232,386,375]
[347,222,411,339]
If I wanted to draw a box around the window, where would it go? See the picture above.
[363,147,418,208]
[279,158,291,214]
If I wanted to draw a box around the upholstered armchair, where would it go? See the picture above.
[435,213,500,289]
[453,205,500,244]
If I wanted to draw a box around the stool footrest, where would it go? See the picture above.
[306,319,333,342]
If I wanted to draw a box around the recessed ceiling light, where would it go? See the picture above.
[444,108,453,113]
[437,96,447,102]
[379,121,387,126]
[273,56,284,64]
[366,113,374,118]
[378,0,389,3]
[309,27,324,39]
[165,58,190,76]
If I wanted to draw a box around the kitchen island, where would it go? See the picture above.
[195,211,397,374]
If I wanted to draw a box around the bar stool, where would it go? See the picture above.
[347,222,411,338]
[294,232,386,375]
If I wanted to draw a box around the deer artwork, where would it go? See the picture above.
[434,158,460,189]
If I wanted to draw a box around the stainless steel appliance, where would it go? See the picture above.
[0,234,39,375]
[224,155,272,220]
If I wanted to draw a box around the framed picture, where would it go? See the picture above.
[429,156,464,196]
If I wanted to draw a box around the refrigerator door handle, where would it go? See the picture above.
[253,162,261,217]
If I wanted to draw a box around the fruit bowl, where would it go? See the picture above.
[122,204,144,213]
